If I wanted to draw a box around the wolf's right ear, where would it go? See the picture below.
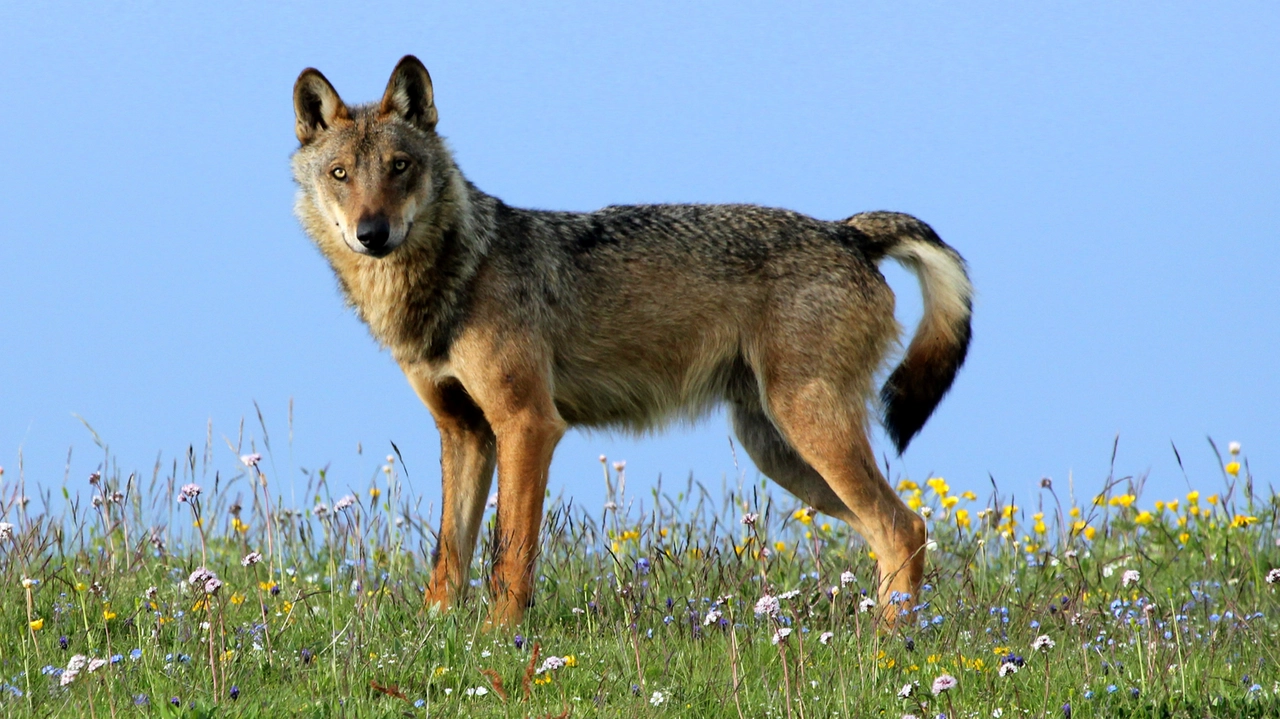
[293,68,350,145]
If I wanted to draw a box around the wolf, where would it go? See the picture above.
[291,56,972,627]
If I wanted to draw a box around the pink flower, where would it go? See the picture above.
[754,594,780,617]
[931,674,957,695]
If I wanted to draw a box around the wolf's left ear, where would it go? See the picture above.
[294,68,350,144]
[379,55,437,133]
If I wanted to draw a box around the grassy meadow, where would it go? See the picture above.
[1,436,1277,718]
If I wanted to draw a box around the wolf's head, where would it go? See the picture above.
[291,56,453,259]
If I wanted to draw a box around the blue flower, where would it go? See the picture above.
[130,649,142,660]
[1106,684,1117,694]
[110,654,123,664]
[414,699,426,708]
[134,694,149,706]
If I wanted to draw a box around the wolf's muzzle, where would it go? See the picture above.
[356,216,391,253]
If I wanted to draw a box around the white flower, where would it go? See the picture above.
[778,589,801,600]
[1122,569,1140,587]
[464,686,489,697]
[1032,634,1055,651]
[92,496,104,508]
[110,492,124,504]
[313,503,329,517]
[537,656,566,674]
[704,609,722,626]
[931,674,957,695]
[1266,568,1280,585]
[241,551,263,567]
[21,576,36,589]
[0,522,11,540]
[603,501,618,511]
[572,607,586,615]
[1229,441,1241,455]
[60,669,79,686]
[754,594,780,617]
[897,681,915,698]
[998,661,1019,677]
[771,627,793,645]
[649,690,666,706]
[840,570,856,586]
[179,483,202,501]
[859,596,877,613]
[67,655,87,673]
[334,495,356,512]
[144,586,158,600]
[240,453,262,468]
[919,506,933,518]
[88,658,107,673]
[188,567,215,587]
[487,492,498,508]
[819,631,834,645]
[993,709,1005,718]
[740,512,758,526]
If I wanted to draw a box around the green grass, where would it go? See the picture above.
[1,439,1278,718]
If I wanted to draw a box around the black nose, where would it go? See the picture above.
[356,216,391,251]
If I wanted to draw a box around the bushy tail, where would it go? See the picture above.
[846,211,973,453]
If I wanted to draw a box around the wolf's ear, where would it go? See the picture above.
[293,68,350,145]
[379,55,437,133]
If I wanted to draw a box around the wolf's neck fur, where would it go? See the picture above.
[315,165,490,365]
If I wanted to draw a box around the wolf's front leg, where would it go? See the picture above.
[405,371,497,612]
[485,407,564,628]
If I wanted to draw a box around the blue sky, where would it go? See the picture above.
[1,3,1276,519]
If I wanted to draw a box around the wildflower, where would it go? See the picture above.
[793,508,814,525]
[1231,514,1258,528]
[859,596,877,613]
[1207,494,1219,505]
[179,483,202,501]
[369,487,382,500]
[130,649,142,660]
[203,577,223,596]
[229,685,240,701]
[0,522,12,540]
[999,661,1019,677]
[1121,569,1140,587]
[60,635,68,650]
[1108,494,1135,508]
[102,605,117,621]
[1266,568,1280,585]
[60,669,79,686]
[314,503,329,517]
[955,509,971,530]
[231,517,248,533]
[819,631,834,645]
[778,589,801,600]
[1032,635,1055,651]
[189,567,215,587]
[334,494,356,512]
[650,690,666,706]
[21,576,36,589]
[754,594,780,617]
[300,648,314,664]
[88,658,107,673]
[29,618,44,631]
[840,570,856,586]
[1225,462,1241,477]
[931,674,958,695]
[241,551,263,566]
[240,453,262,468]
[1229,441,1241,455]
[1134,511,1153,525]
[537,656,566,673]
[1186,490,1200,504]
[704,609,722,626]
[771,627,793,644]
[898,682,915,698]
[487,492,498,508]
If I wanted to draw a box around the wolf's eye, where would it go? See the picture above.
[331,167,347,180]
[392,159,409,173]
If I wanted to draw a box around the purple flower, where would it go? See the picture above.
[300,648,314,665]
[179,483,202,501]
[514,634,524,650]
[229,685,240,701]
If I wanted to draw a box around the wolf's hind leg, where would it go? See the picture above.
[730,402,854,522]
[762,380,926,625]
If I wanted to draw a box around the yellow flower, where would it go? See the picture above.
[1001,504,1018,519]
[369,487,382,500]
[74,582,87,592]
[231,518,248,533]
[1230,515,1258,529]
[434,666,448,677]
[1178,532,1190,544]
[1093,494,1107,506]
[193,598,208,612]
[868,550,878,561]
[221,649,235,662]
[820,522,832,533]
[1083,526,1097,541]
[659,527,669,538]
[926,477,950,496]
[793,508,813,525]
[29,618,44,631]
[961,491,977,501]
[927,653,940,664]
[1166,499,1179,512]
[993,646,1009,655]
[1225,462,1240,477]
[1186,491,1200,504]
[102,605,117,621]
[564,655,577,667]
[1069,506,1081,518]
[534,674,552,685]
[1071,520,1087,533]
[1109,494,1136,508]
[955,509,971,530]
[774,541,787,553]
[1134,511,1154,525]
[1154,501,1165,512]
[1206,494,1219,506]
[230,592,246,605]
[1032,513,1046,534]
[942,496,959,510]
[193,518,204,528]
[260,581,278,593]
[907,491,923,511]
[897,479,919,492]
[281,601,294,614]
